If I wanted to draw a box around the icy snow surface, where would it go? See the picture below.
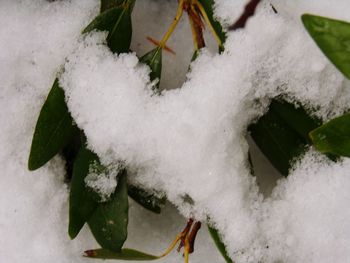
[2,0,350,262]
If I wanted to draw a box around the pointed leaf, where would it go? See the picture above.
[28,79,76,170]
[310,113,350,157]
[128,185,165,214]
[100,0,124,13]
[249,101,306,176]
[69,147,100,239]
[88,170,129,252]
[270,100,321,142]
[83,7,124,34]
[83,4,133,54]
[302,14,350,79]
[140,47,162,92]
[84,248,159,260]
[208,226,233,263]
[107,4,133,54]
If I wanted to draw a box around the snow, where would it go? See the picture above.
[85,161,122,202]
[2,0,350,262]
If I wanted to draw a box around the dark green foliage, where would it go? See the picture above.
[302,14,350,79]
[88,171,129,252]
[128,185,165,214]
[28,79,77,171]
[69,147,100,239]
[250,100,319,176]
[140,47,163,92]
[310,113,350,157]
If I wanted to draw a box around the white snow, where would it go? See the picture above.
[2,0,350,262]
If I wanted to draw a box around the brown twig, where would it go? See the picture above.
[229,0,261,30]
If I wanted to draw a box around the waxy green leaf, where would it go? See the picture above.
[208,226,233,263]
[310,113,350,157]
[270,100,320,142]
[83,1,134,54]
[28,79,77,171]
[84,248,159,260]
[100,0,125,13]
[302,14,350,79]
[107,5,133,54]
[249,100,309,176]
[88,170,129,252]
[69,147,99,239]
[140,47,163,92]
[128,185,165,214]
[83,7,124,34]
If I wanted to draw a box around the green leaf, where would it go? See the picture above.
[83,7,123,34]
[208,226,233,263]
[28,79,76,171]
[84,248,159,260]
[128,185,165,214]
[140,47,163,92]
[310,113,350,157]
[69,147,100,239]
[270,100,321,142]
[302,14,350,79]
[100,0,125,13]
[249,101,307,176]
[88,170,129,252]
[83,4,133,54]
[198,0,226,51]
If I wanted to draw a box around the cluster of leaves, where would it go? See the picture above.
[28,0,232,262]
[250,14,350,179]
[27,0,350,261]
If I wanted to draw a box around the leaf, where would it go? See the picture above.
[310,113,350,157]
[208,226,233,263]
[140,47,163,92]
[128,185,165,214]
[88,170,129,252]
[28,79,76,171]
[249,101,307,176]
[198,0,226,51]
[100,0,125,13]
[302,14,350,79]
[84,248,159,260]
[69,147,100,239]
[270,100,321,142]
[83,3,133,54]
[107,2,134,54]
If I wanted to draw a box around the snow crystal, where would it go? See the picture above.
[85,161,122,202]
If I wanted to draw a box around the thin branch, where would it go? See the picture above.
[229,0,261,30]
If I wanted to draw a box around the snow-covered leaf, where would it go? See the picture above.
[84,248,158,260]
[28,79,77,171]
[310,113,350,157]
[302,14,350,79]
[128,185,165,214]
